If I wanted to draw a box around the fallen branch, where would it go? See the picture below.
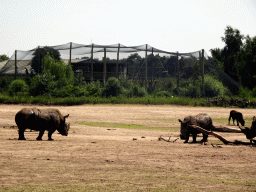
[191,125,231,144]
[191,125,256,146]
[158,136,179,143]
[211,126,242,133]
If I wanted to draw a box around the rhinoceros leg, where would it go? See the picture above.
[201,134,208,142]
[184,133,190,143]
[192,134,197,143]
[36,130,45,140]
[18,129,26,140]
[48,131,54,141]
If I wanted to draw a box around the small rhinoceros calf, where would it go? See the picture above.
[15,108,70,141]
[228,110,245,126]
[178,113,213,143]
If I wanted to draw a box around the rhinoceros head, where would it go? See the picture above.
[178,116,196,140]
[178,117,190,140]
[58,114,70,136]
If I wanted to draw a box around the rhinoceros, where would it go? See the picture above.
[178,113,213,143]
[15,108,70,140]
[228,110,245,126]
[239,116,256,141]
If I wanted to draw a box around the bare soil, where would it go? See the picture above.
[0,104,256,191]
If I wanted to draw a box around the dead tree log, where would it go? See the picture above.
[190,125,256,145]
[191,125,231,144]
[211,126,242,133]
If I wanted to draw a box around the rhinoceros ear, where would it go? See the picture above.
[64,114,69,119]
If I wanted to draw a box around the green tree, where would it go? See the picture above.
[31,47,61,74]
[221,26,244,81]
[0,54,9,61]
[211,26,244,82]
[237,35,256,88]
[29,54,74,96]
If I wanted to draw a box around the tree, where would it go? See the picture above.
[0,54,9,62]
[29,54,74,96]
[237,35,256,88]
[210,26,256,89]
[221,26,244,81]
[31,47,61,74]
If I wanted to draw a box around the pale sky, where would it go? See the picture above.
[1,0,256,58]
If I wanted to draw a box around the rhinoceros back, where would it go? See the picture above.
[195,113,213,131]
[15,108,61,131]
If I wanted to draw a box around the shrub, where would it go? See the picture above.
[132,84,147,97]
[85,81,102,97]
[9,79,28,95]
[0,77,11,91]
[29,72,56,96]
[103,77,123,97]
[204,75,229,97]
[54,85,87,97]
[155,91,171,97]
[42,54,74,88]
[184,81,202,98]
[238,87,253,99]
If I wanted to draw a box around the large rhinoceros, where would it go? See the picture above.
[178,113,213,143]
[15,108,70,140]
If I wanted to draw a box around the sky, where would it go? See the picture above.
[1,0,256,58]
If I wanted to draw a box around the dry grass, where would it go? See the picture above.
[0,104,256,191]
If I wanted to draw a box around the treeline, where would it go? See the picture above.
[211,26,256,90]
[0,48,238,99]
[1,26,255,100]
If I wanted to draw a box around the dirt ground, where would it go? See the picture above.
[0,104,256,191]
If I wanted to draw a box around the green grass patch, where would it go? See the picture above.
[213,117,253,127]
[77,122,179,131]
[132,118,177,122]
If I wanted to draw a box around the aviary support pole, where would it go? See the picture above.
[202,49,205,96]
[91,44,94,81]
[145,44,148,87]
[14,50,17,79]
[103,48,106,86]
[177,52,179,88]
[116,43,120,78]
[69,42,72,65]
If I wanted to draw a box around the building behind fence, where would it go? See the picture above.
[0,42,240,95]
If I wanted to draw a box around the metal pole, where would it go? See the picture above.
[91,44,94,81]
[202,49,205,96]
[145,44,148,87]
[69,42,72,65]
[177,52,179,88]
[103,48,106,86]
[116,43,120,78]
[38,46,40,74]
[15,50,17,79]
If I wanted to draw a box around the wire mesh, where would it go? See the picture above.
[0,42,240,95]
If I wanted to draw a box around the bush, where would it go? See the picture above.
[184,81,202,98]
[29,72,56,96]
[155,91,171,97]
[204,75,229,97]
[0,77,12,91]
[132,84,147,97]
[85,81,102,97]
[54,85,87,97]
[9,79,28,95]
[103,77,123,97]
[238,87,253,99]
[42,54,74,88]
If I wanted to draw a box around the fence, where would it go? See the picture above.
[0,42,240,95]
